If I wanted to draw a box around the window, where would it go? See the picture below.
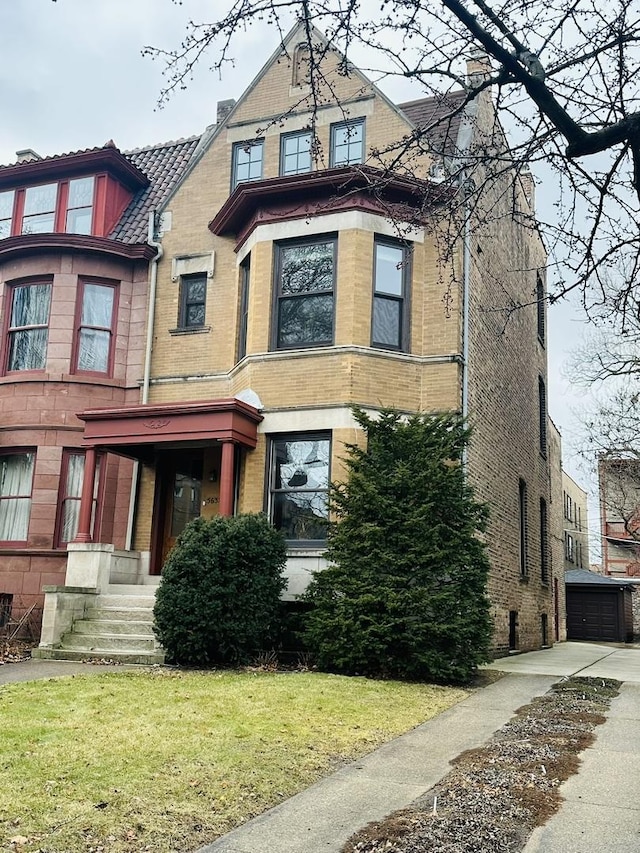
[65,177,95,235]
[55,451,101,546]
[565,531,574,562]
[330,118,365,166]
[280,131,312,175]
[509,610,518,651]
[564,491,573,521]
[0,451,34,543]
[237,256,250,361]
[538,377,547,455]
[274,237,335,349]
[0,190,14,238]
[372,238,410,350]
[22,183,57,234]
[540,497,549,584]
[6,282,51,372]
[232,140,264,188]
[74,281,117,373]
[519,478,528,578]
[178,274,207,330]
[536,272,545,344]
[269,434,330,545]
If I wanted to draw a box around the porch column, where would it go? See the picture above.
[219,440,235,517]
[73,447,97,543]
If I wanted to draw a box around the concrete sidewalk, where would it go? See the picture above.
[199,641,640,853]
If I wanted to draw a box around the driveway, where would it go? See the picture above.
[484,640,640,682]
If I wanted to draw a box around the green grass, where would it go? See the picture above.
[0,669,467,853]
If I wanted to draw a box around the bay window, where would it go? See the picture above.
[0,451,35,543]
[6,282,51,372]
[74,281,117,374]
[56,451,101,546]
[0,190,14,238]
[0,177,96,238]
[269,434,331,545]
[274,237,335,349]
[65,177,95,235]
[22,183,57,234]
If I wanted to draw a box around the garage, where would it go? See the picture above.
[565,569,635,643]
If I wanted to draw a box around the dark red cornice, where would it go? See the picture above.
[0,233,156,262]
[209,165,451,244]
[0,148,149,192]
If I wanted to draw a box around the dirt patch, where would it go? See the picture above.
[344,676,620,853]
[0,639,32,665]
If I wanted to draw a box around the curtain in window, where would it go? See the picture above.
[0,453,34,541]
[8,284,51,371]
[77,284,114,372]
[60,454,85,543]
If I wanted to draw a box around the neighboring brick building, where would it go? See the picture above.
[562,470,590,572]
[0,138,201,625]
[599,456,640,577]
[30,23,554,658]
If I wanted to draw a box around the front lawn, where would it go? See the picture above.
[0,669,467,852]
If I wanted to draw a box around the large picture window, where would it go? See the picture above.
[372,238,410,350]
[232,140,264,188]
[0,451,35,543]
[274,237,335,349]
[6,282,51,372]
[74,281,117,374]
[270,434,330,545]
[56,451,101,546]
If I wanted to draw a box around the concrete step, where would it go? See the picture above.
[32,647,165,665]
[85,607,155,623]
[96,594,157,609]
[72,619,155,637]
[62,632,160,652]
[106,582,160,595]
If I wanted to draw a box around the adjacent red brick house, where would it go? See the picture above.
[0,138,200,625]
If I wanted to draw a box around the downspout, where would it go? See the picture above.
[461,179,472,470]
[124,211,163,550]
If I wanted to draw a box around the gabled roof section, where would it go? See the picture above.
[110,136,202,243]
[0,143,149,192]
[398,91,469,158]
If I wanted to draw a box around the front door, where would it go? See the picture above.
[154,446,223,572]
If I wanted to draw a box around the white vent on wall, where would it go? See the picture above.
[171,252,215,282]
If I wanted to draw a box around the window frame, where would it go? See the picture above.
[330,118,365,167]
[565,531,575,562]
[0,449,35,546]
[536,272,545,345]
[231,139,264,189]
[0,178,97,239]
[177,273,208,331]
[72,279,119,376]
[538,376,547,456]
[272,234,337,351]
[519,478,529,579]
[371,236,411,352]
[3,279,52,375]
[54,449,103,548]
[280,130,313,176]
[237,255,251,362]
[540,497,549,585]
[267,432,331,549]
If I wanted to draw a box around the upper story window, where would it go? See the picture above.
[372,238,410,351]
[0,450,35,543]
[269,433,331,546]
[6,282,51,372]
[74,281,117,374]
[0,177,96,238]
[538,376,547,456]
[519,477,528,578]
[0,191,14,238]
[330,118,365,167]
[273,236,336,349]
[237,256,250,361]
[281,131,312,176]
[178,274,207,330]
[232,140,264,188]
[536,272,545,345]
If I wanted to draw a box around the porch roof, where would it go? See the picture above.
[77,398,263,461]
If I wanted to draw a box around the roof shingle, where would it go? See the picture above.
[398,91,469,157]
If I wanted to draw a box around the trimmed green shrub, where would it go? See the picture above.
[153,513,287,666]
[302,408,493,684]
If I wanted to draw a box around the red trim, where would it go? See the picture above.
[78,399,263,454]
[55,181,69,233]
[209,165,451,245]
[0,147,149,192]
[0,233,156,261]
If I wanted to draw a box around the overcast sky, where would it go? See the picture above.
[0,0,597,533]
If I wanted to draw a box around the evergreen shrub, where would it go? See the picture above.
[153,513,287,666]
[302,408,493,684]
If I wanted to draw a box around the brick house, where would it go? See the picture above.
[30,24,554,660]
[0,138,201,630]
